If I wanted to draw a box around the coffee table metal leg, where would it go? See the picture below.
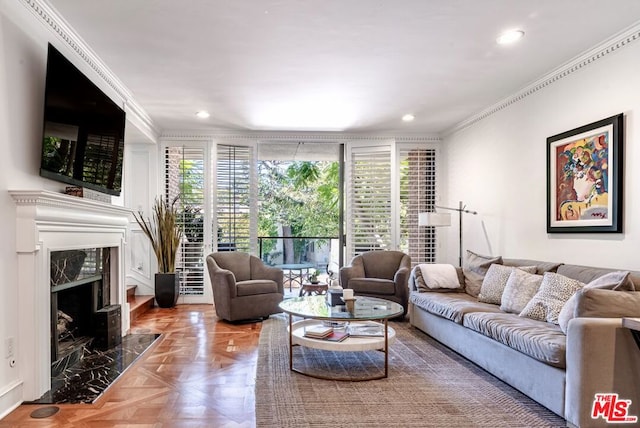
[288,314,293,371]
[384,318,388,378]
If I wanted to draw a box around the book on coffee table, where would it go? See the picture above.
[321,331,349,342]
[304,325,333,338]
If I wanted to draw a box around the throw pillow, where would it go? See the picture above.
[414,264,461,292]
[557,271,632,334]
[519,272,584,324]
[478,264,537,304]
[462,250,503,298]
[500,269,544,314]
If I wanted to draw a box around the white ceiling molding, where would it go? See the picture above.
[125,100,159,144]
[20,0,160,141]
[160,130,441,144]
[443,21,640,137]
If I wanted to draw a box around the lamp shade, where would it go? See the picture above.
[418,212,452,227]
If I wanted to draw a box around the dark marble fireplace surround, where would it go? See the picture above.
[50,248,114,366]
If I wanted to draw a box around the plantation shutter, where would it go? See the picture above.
[346,141,440,265]
[215,144,256,254]
[399,146,438,264]
[164,145,208,299]
[345,142,395,259]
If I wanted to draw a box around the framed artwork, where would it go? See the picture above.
[547,113,623,233]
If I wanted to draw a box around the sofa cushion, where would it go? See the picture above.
[463,312,567,368]
[349,278,395,295]
[500,269,544,314]
[236,279,278,296]
[575,288,640,318]
[558,271,633,334]
[502,259,563,275]
[414,264,461,291]
[519,272,584,324]
[462,250,503,298]
[556,264,636,291]
[478,264,537,305]
[410,291,502,324]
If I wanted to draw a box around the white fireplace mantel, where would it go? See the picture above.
[9,190,132,400]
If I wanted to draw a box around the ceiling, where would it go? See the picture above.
[48,0,640,136]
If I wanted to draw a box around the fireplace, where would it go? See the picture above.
[10,190,131,401]
[50,248,118,367]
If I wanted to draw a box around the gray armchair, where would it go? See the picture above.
[206,252,284,322]
[339,250,412,316]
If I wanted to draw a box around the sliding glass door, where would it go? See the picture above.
[162,137,439,302]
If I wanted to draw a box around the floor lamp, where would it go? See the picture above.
[418,201,478,267]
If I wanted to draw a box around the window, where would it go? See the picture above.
[164,145,207,296]
[346,141,439,264]
[346,142,394,257]
[215,144,255,254]
[399,147,437,264]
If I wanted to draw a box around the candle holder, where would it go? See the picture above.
[343,298,356,314]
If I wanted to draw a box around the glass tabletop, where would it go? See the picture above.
[279,295,403,321]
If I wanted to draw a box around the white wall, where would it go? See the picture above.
[0,4,52,416]
[443,40,640,270]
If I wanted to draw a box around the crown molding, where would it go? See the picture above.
[443,20,640,137]
[160,129,441,143]
[21,0,160,140]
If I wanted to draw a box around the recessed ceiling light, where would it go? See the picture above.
[496,29,525,45]
[402,114,415,122]
[196,111,210,119]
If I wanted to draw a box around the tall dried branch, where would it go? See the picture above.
[134,196,182,273]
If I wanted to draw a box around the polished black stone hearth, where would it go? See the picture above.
[27,333,160,404]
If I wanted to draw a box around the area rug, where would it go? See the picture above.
[255,314,566,427]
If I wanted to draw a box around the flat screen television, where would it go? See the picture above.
[40,43,125,196]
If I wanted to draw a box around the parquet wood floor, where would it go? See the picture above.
[0,304,262,427]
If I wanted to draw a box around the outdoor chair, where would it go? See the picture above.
[206,252,284,322]
[339,250,412,316]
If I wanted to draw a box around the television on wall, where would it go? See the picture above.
[40,43,126,196]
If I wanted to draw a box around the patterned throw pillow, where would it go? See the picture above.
[519,272,584,324]
[462,251,503,298]
[557,271,632,334]
[500,269,544,314]
[478,264,537,304]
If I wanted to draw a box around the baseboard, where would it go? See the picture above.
[0,380,23,420]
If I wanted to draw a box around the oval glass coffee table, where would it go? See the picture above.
[278,295,404,380]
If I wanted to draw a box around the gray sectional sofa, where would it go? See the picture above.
[408,257,640,428]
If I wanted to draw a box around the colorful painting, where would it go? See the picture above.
[547,114,623,233]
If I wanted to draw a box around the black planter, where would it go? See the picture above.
[155,273,179,308]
